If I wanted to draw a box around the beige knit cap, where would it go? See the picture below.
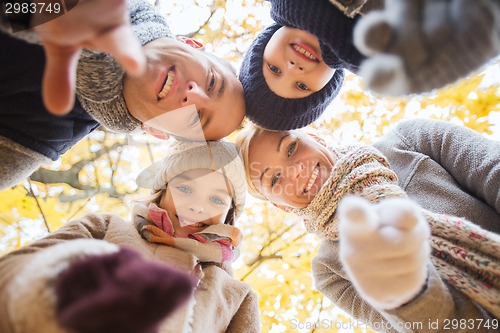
[137,140,247,219]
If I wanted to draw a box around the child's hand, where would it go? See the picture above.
[55,247,194,333]
[338,196,430,309]
[353,0,500,96]
[32,0,146,115]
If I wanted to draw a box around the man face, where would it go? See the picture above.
[262,27,336,98]
[248,130,336,209]
[123,38,245,141]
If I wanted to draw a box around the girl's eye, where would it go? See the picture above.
[271,172,280,188]
[176,185,191,194]
[287,141,297,157]
[210,196,226,205]
[268,64,281,74]
[208,70,216,92]
[296,82,309,91]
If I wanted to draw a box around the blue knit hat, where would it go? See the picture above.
[239,24,345,130]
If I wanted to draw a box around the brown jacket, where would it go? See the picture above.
[0,214,260,333]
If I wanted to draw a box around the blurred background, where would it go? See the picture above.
[1,1,499,332]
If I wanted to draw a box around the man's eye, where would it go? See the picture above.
[287,141,297,157]
[271,173,280,187]
[268,64,281,74]
[208,70,216,92]
[296,82,309,91]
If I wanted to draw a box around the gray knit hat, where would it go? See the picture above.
[136,140,247,220]
[239,24,345,130]
[76,0,174,133]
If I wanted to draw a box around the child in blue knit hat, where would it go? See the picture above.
[240,0,500,130]
[239,0,376,130]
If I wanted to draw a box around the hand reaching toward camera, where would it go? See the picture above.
[353,0,500,96]
[7,239,193,333]
[32,0,146,115]
[338,196,431,309]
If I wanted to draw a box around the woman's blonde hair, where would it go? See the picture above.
[234,123,280,201]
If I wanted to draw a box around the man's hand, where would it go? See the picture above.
[33,0,146,115]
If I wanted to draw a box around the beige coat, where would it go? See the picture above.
[0,214,260,333]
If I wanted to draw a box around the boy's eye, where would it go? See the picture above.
[268,64,281,74]
[296,82,309,91]
[287,141,297,157]
[176,185,191,194]
[210,196,226,205]
[271,172,280,188]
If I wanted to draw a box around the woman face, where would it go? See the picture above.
[159,168,233,238]
[248,130,336,209]
[262,27,336,98]
[124,38,245,141]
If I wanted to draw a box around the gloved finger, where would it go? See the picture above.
[376,198,425,231]
[338,196,379,241]
[354,11,394,55]
[41,42,81,115]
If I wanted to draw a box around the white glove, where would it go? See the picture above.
[353,0,500,96]
[338,196,431,310]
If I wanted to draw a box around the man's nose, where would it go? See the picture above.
[182,81,207,105]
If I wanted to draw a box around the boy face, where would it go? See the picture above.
[262,27,336,98]
[248,130,336,209]
[160,168,233,238]
[123,38,245,141]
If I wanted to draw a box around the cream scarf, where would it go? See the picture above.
[294,145,500,317]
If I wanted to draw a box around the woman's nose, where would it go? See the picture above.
[287,161,304,180]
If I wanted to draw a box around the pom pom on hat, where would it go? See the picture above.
[137,140,246,220]
[239,24,345,130]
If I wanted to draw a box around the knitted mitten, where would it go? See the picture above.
[55,247,194,333]
[338,196,430,309]
[353,0,500,96]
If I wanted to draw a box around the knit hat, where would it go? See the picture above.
[76,0,174,133]
[136,140,246,220]
[239,24,345,130]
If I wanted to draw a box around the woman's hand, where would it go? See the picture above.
[338,196,431,309]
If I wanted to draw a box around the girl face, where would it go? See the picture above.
[247,130,337,209]
[262,27,336,98]
[159,168,233,238]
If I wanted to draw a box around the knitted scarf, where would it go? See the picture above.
[132,203,242,263]
[269,0,364,72]
[294,145,500,317]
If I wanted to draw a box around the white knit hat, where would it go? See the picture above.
[137,140,247,220]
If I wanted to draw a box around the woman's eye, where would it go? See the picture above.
[296,82,309,91]
[208,70,216,92]
[287,141,297,157]
[176,185,191,194]
[210,196,226,205]
[271,173,280,188]
[268,64,281,74]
